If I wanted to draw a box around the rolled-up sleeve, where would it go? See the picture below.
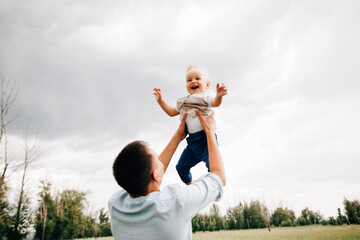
[178,172,224,219]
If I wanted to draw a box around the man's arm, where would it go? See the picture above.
[153,88,180,117]
[176,111,225,220]
[211,83,228,107]
[158,113,187,172]
[196,110,226,186]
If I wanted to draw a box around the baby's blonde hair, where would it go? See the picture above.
[187,64,211,82]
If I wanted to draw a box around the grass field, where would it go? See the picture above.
[192,225,360,240]
[82,225,360,240]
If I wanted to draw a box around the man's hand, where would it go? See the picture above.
[196,109,226,186]
[196,110,216,135]
[153,88,163,102]
[175,113,187,141]
[216,83,228,97]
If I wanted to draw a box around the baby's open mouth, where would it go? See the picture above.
[191,86,199,90]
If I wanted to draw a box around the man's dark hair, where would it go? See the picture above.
[112,140,153,196]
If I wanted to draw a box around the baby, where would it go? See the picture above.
[153,64,227,184]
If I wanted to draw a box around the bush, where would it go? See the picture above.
[296,217,307,226]
[300,207,322,224]
[329,217,337,225]
[321,219,328,225]
[271,207,296,227]
[280,219,292,227]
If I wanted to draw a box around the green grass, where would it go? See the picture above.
[81,225,360,240]
[82,238,113,240]
[193,225,360,240]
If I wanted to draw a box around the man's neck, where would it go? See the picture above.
[145,183,161,195]
[130,183,160,198]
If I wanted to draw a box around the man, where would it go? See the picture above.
[108,110,226,239]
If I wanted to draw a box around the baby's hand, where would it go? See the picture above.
[216,83,228,97]
[153,88,163,102]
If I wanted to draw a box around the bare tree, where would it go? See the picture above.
[8,126,41,239]
[0,75,19,237]
[0,75,18,194]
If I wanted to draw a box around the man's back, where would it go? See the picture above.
[108,173,223,240]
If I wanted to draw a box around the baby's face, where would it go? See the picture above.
[186,69,210,95]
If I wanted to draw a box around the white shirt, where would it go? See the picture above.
[175,89,216,133]
[108,173,223,240]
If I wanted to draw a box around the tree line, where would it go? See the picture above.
[1,178,112,240]
[33,180,112,240]
[192,198,360,233]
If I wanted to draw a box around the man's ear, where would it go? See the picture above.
[152,169,162,183]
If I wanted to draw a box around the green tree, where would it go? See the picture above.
[35,187,90,240]
[192,215,201,233]
[271,207,296,227]
[207,215,216,231]
[300,208,310,225]
[34,180,57,240]
[199,214,206,232]
[343,198,360,224]
[312,211,322,224]
[79,214,95,238]
[296,216,307,226]
[280,219,293,227]
[209,204,224,231]
[329,216,337,225]
[300,207,322,225]
[97,208,112,237]
[0,179,11,237]
[225,203,244,230]
[243,200,268,229]
[58,190,87,239]
[336,208,349,225]
[7,191,32,240]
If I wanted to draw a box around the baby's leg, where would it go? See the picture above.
[188,133,218,172]
[176,146,199,184]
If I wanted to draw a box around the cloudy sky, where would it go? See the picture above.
[1,0,359,218]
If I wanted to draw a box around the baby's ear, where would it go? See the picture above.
[206,81,211,89]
